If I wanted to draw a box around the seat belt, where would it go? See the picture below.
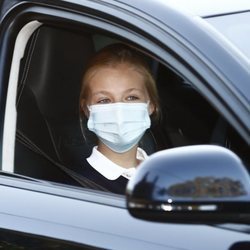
[16,130,109,191]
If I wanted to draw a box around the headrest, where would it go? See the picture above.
[17,25,95,119]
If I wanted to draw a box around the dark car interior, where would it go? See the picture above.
[14,25,250,188]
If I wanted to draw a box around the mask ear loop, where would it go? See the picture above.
[87,105,91,112]
[146,100,152,115]
[79,104,87,141]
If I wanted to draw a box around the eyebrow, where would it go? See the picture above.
[91,90,110,97]
[126,88,144,92]
[92,88,144,96]
[123,88,145,95]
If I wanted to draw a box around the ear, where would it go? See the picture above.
[148,102,155,116]
[80,99,89,118]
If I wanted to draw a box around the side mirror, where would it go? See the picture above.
[126,145,250,224]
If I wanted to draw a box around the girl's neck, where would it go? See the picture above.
[97,142,139,169]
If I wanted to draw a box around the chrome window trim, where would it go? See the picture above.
[2,21,42,172]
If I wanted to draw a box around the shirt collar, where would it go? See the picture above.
[86,146,148,180]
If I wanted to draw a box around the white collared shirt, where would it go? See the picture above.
[86,146,148,180]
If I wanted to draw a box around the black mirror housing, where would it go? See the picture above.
[126,145,250,224]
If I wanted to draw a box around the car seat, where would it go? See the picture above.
[15,25,97,185]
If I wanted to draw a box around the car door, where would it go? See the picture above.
[0,1,250,249]
[2,174,250,250]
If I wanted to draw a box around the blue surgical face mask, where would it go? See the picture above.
[87,102,151,153]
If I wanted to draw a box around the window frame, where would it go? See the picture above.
[0,2,248,176]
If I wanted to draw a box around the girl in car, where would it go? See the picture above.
[79,43,160,194]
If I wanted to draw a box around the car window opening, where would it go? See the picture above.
[3,23,249,193]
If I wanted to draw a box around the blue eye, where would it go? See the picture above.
[97,98,111,104]
[127,96,139,101]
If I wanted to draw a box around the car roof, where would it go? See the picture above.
[159,0,250,17]
[45,0,250,19]
[1,0,249,19]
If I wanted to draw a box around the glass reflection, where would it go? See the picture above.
[164,177,247,198]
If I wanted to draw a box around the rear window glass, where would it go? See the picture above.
[206,11,250,61]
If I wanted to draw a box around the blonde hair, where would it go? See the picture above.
[80,43,160,121]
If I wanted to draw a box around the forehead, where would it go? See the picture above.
[88,64,146,92]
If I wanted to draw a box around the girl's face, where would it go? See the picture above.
[84,63,154,114]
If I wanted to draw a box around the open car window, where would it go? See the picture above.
[2,21,249,192]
